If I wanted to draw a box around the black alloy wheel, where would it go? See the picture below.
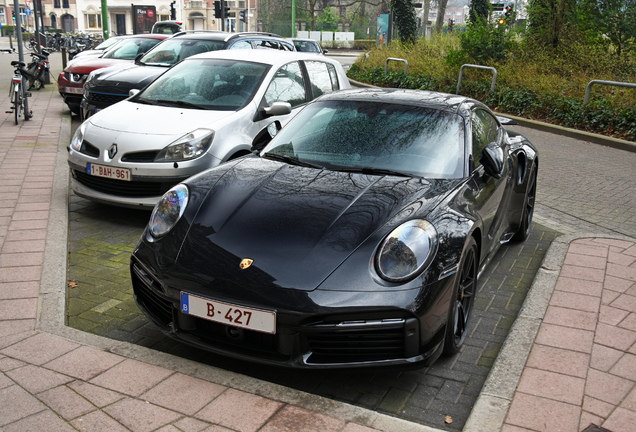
[513,164,537,242]
[443,237,477,355]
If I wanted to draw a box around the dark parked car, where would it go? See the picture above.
[131,88,538,369]
[80,31,295,119]
[58,34,169,115]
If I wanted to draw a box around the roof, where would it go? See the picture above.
[314,88,472,113]
[184,49,342,67]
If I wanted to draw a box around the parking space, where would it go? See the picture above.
[67,189,557,430]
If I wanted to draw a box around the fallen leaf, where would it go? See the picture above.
[445,415,452,424]
[68,281,78,288]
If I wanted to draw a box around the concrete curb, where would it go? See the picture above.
[38,106,444,432]
[464,232,636,432]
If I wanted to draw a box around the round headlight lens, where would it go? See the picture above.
[149,184,189,237]
[376,220,438,282]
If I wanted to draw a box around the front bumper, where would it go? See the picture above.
[130,250,449,369]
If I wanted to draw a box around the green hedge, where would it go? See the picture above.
[347,65,636,141]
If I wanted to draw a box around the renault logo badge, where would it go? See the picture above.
[240,259,253,270]
[108,144,118,159]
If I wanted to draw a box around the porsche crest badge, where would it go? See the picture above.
[240,259,253,270]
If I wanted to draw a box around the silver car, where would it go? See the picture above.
[68,50,350,208]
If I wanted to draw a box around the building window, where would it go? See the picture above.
[159,14,169,21]
[239,1,245,8]
[85,13,102,29]
[63,0,69,8]
[0,8,5,25]
[54,0,60,8]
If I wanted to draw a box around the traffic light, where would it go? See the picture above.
[505,5,514,19]
[498,17,505,26]
[223,1,230,17]
[239,9,247,23]
[448,19,453,31]
[170,1,176,20]
[214,1,221,18]
[12,10,15,20]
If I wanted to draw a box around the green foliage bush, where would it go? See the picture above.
[348,29,636,141]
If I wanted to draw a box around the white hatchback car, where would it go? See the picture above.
[68,50,351,208]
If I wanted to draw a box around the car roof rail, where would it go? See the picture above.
[171,30,226,37]
[227,32,284,40]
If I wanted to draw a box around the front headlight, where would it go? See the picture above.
[149,184,189,237]
[155,129,214,162]
[70,122,86,152]
[376,220,438,282]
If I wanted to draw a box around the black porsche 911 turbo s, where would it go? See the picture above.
[130,88,538,369]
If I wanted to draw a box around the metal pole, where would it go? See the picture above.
[13,0,30,119]
[221,0,226,31]
[101,0,110,39]
[291,0,295,37]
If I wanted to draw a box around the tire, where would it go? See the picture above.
[512,165,537,242]
[13,84,22,125]
[443,237,478,355]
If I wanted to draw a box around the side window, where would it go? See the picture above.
[471,109,500,167]
[305,61,334,98]
[255,40,280,50]
[326,64,340,90]
[230,40,253,50]
[264,62,306,108]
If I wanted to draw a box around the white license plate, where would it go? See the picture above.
[87,163,131,181]
[180,292,276,334]
[65,86,84,94]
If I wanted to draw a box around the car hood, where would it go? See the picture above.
[89,101,238,136]
[89,64,166,94]
[177,157,458,291]
[65,58,130,74]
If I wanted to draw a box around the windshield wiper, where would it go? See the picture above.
[135,98,159,105]
[153,99,207,109]
[262,153,323,169]
[337,167,411,177]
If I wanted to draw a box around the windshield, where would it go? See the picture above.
[294,40,320,53]
[102,37,164,60]
[262,100,465,179]
[137,58,269,111]
[95,37,122,51]
[140,39,226,66]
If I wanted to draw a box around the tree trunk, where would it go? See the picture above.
[435,0,449,33]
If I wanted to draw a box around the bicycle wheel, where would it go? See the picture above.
[13,83,23,125]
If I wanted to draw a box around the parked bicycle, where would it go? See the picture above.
[25,49,52,90]
[6,60,32,125]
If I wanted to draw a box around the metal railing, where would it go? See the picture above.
[584,80,636,104]
[385,57,408,74]
[456,64,498,95]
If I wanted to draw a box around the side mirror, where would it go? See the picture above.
[480,143,505,179]
[129,89,140,97]
[263,101,292,117]
[251,121,282,153]
[323,49,328,54]
[134,53,144,65]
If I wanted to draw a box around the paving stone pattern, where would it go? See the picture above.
[67,192,557,431]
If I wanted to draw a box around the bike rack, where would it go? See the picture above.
[584,80,636,104]
[385,57,408,74]
[456,64,498,94]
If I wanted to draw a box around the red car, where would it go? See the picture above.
[58,34,169,115]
